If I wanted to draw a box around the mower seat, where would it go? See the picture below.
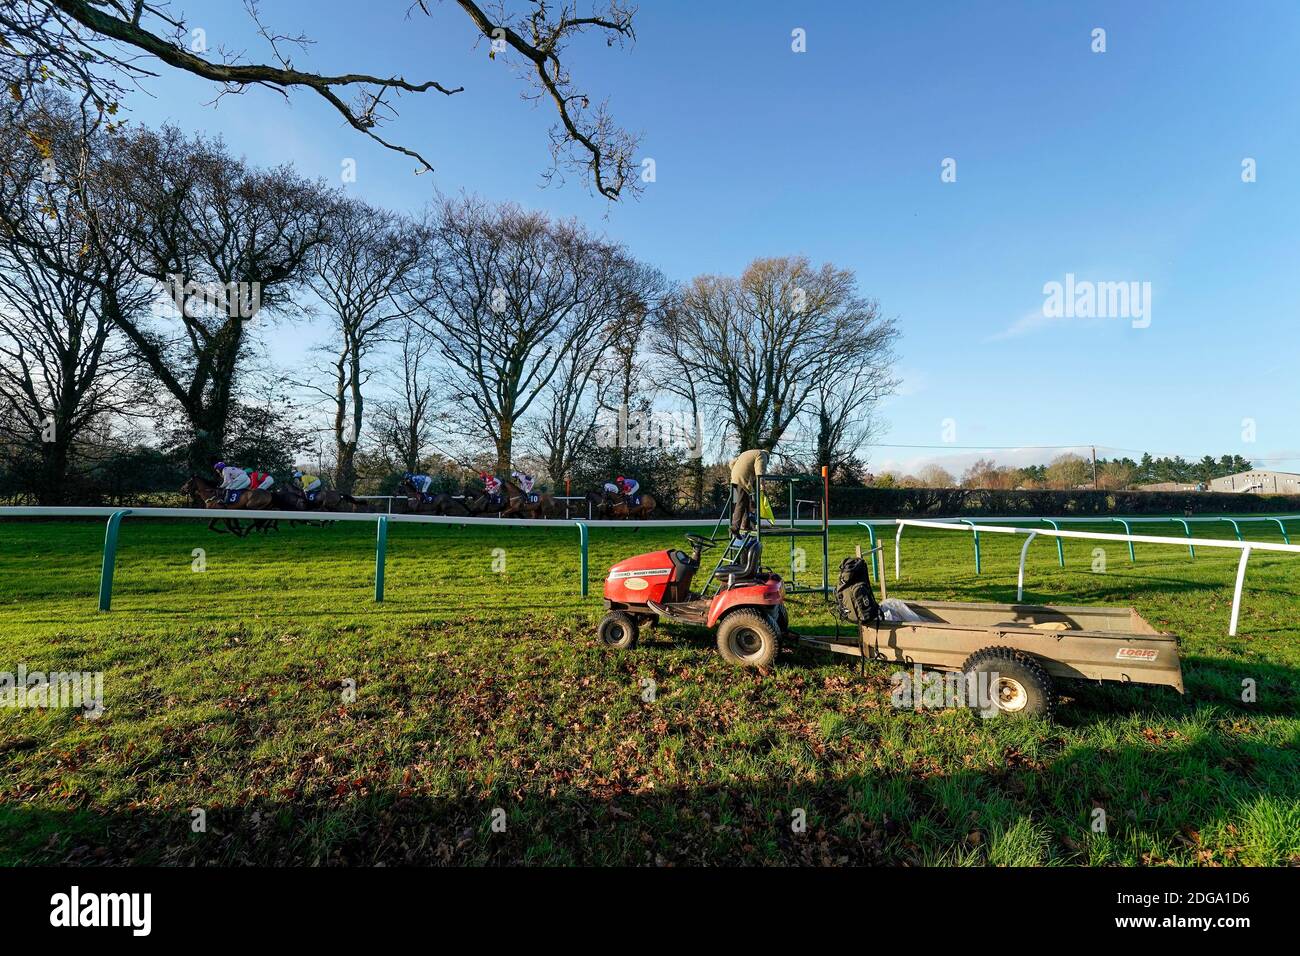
[713,538,761,582]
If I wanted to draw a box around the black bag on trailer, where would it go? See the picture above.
[835,556,881,624]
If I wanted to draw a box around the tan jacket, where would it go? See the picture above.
[729,449,769,493]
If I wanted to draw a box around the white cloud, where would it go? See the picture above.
[985,308,1065,343]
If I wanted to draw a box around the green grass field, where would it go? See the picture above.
[0,514,1296,865]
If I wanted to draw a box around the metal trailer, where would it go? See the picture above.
[799,599,1184,717]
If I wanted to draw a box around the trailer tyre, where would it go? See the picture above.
[716,609,780,668]
[598,611,639,651]
[962,646,1055,719]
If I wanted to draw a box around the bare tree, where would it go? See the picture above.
[665,256,900,456]
[3,1,641,197]
[917,464,956,488]
[410,195,648,474]
[648,292,710,506]
[87,124,332,471]
[808,358,895,478]
[372,323,440,474]
[0,96,145,502]
[1046,453,1090,490]
[535,331,610,487]
[295,198,421,493]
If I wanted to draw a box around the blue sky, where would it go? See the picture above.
[123,0,1300,474]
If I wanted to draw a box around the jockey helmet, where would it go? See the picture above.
[214,460,226,471]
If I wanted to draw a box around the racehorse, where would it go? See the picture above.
[463,487,509,517]
[292,486,370,513]
[501,478,557,518]
[586,488,658,520]
[398,479,468,516]
[182,475,281,537]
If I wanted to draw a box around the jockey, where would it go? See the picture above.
[616,475,640,503]
[244,467,274,490]
[215,460,251,492]
[403,471,434,496]
[214,460,252,504]
[293,469,322,499]
[480,472,504,499]
[602,481,620,497]
[511,470,535,495]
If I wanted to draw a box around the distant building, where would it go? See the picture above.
[1208,470,1300,494]
[1133,481,1199,492]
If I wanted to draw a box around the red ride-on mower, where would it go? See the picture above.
[597,533,789,667]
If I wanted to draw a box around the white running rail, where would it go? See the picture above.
[894,518,1300,636]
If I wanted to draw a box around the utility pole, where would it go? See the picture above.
[1092,445,1099,489]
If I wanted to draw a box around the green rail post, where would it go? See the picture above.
[97,509,132,612]
[960,519,981,574]
[576,521,589,596]
[374,515,388,602]
[1170,517,1196,558]
[857,521,880,580]
[1269,517,1290,545]
[1112,518,1136,562]
[1041,519,1065,567]
[1221,517,1243,541]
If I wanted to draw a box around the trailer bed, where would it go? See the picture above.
[800,599,1183,693]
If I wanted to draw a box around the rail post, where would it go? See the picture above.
[959,519,981,574]
[1269,517,1290,545]
[857,521,880,582]
[1170,517,1196,558]
[1041,519,1065,567]
[97,509,132,612]
[1229,546,1252,636]
[1017,531,1037,602]
[374,515,389,602]
[1221,517,1244,542]
[576,521,589,596]
[1112,518,1136,562]
[894,521,905,580]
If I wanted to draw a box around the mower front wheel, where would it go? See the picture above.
[716,609,780,668]
[597,610,639,651]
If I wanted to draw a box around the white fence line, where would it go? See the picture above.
[3,506,1297,632]
[894,518,1300,636]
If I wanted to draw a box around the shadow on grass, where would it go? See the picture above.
[3,725,1295,866]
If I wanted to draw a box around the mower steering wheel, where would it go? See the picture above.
[684,533,717,553]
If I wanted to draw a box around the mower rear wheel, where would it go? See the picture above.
[716,609,780,668]
[598,610,639,650]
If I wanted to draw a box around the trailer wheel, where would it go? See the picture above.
[598,611,639,650]
[716,609,779,668]
[961,646,1055,719]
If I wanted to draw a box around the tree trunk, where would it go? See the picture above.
[187,414,226,475]
[495,418,512,475]
[35,438,72,506]
[334,348,364,495]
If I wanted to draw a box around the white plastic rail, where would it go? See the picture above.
[894,518,1300,636]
